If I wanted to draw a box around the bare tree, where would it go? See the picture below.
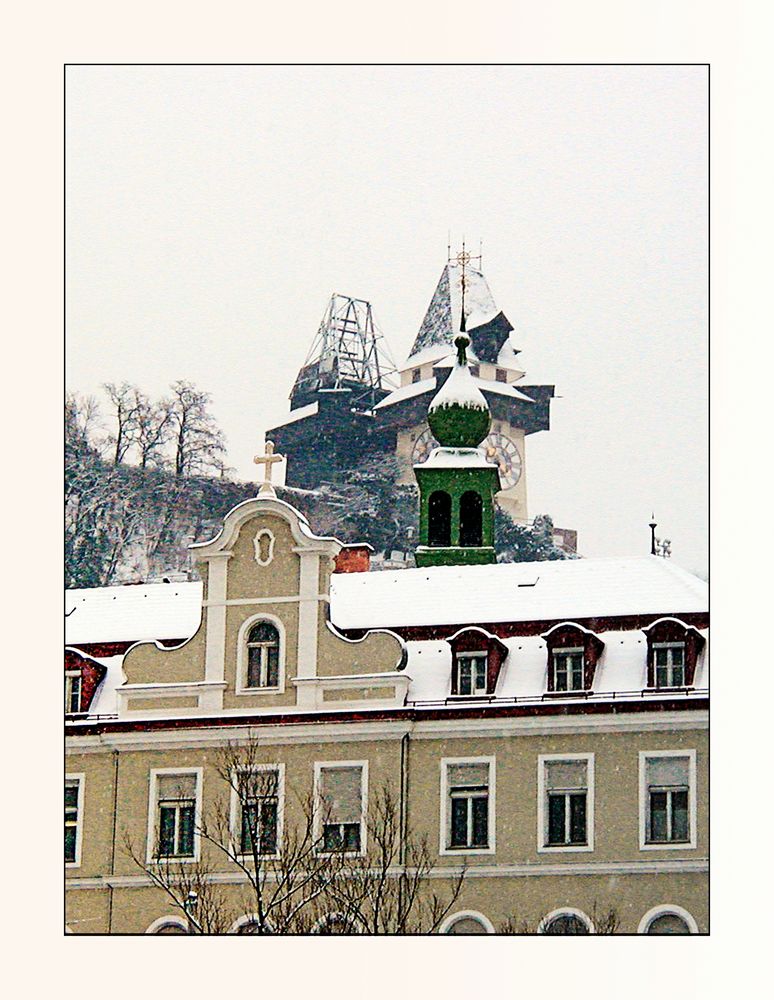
[134,389,174,470]
[66,391,102,455]
[167,381,227,477]
[123,735,466,934]
[321,783,466,934]
[103,382,142,464]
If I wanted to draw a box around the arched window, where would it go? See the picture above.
[638,905,698,934]
[540,909,592,935]
[459,490,483,547]
[647,913,691,934]
[428,491,452,547]
[246,622,280,689]
[145,915,189,934]
[440,911,495,934]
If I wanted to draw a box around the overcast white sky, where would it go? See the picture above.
[66,65,707,575]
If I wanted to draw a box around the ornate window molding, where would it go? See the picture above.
[253,528,276,567]
[439,910,495,934]
[235,613,286,695]
[541,622,604,694]
[642,618,704,689]
[447,626,509,696]
[638,904,699,934]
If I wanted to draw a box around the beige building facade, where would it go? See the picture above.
[65,491,708,934]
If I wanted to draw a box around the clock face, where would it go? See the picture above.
[483,431,522,489]
[411,426,522,489]
[411,427,439,464]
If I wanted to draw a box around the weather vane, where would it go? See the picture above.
[448,238,483,333]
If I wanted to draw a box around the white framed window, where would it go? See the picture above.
[147,768,203,863]
[652,643,686,688]
[538,908,594,935]
[314,761,368,855]
[236,614,285,694]
[455,652,488,696]
[439,910,495,934]
[145,915,190,934]
[440,757,496,856]
[638,904,699,934]
[65,672,82,714]
[65,774,84,867]
[639,751,697,850]
[229,764,284,858]
[537,754,594,853]
[552,648,584,692]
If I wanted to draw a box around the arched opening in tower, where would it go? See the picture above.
[428,491,452,547]
[459,491,483,547]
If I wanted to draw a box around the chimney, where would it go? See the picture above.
[333,544,373,574]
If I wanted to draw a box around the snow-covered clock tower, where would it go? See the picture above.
[374,250,553,523]
[269,250,554,525]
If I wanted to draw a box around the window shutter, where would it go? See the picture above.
[157,773,197,800]
[647,756,689,786]
[545,760,587,790]
[447,763,489,789]
[319,767,362,824]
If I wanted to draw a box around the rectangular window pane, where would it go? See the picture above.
[247,647,263,687]
[450,797,468,847]
[548,793,565,844]
[178,804,195,856]
[158,805,176,855]
[649,791,668,842]
[267,647,279,687]
[545,760,587,790]
[65,785,79,811]
[671,646,684,666]
[647,756,689,786]
[459,658,472,695]
[655,648,668,666]
[474,658,487,692]
[448,763,489,788]
[472,795,488,847]
[656,666,669,687]
[260,801,278,854]
[319,767,362,825]
[157,774,197,800]
[570,655,584,690]
[241,802,258,854]
[343,823,360,852]
[672,665,685,686]
[322,824,342,851]
[65,824,77,863]
[569,792,587,843]
[671,789,689,841]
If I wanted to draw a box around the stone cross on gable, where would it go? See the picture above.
[254,439,284,496]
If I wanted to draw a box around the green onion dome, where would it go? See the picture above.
[427,334,491,448]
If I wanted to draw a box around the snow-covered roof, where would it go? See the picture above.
[373,377,437,409]
[330,557,708,631]
[418,447,497,470]
[374,374,534,412]
[428,357,489,414]
[282,400,319,424]
[407,264,510,363]
[66,582,203,645]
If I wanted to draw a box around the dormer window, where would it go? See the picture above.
[552,648,585,692]
[412,367,423,383]
[456,653,488,696]
[448,627,509,697]
[246,622,280,689]
[654,643,685,689]
[643,619,704,691]
[541,623,605,694]
[65,672,82,714]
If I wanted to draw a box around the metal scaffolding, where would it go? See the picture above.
[290,293,398,411]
